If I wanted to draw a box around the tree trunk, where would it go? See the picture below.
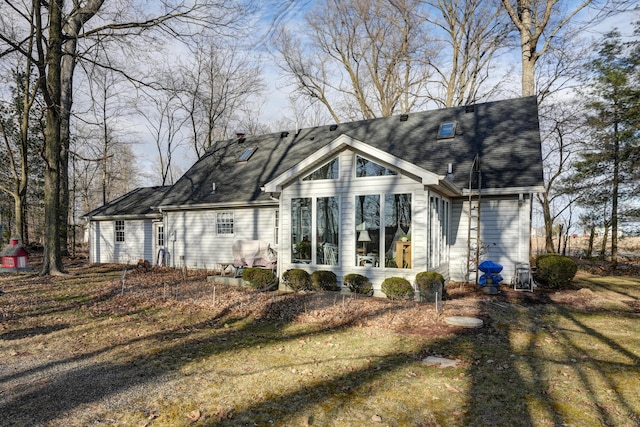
[541,193,555,253]
[610,123,619,269]
[41,0,64,276]
[586,226,595,258]
[599,224,609,260]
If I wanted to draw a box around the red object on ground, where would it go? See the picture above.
[1,238,30,269]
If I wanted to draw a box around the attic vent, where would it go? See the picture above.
[437,122,456,139]
[280,131,289,138]
[329,124,338,131]
[400,114,408,121]
[237,146,257,162]
[465,105,475,113]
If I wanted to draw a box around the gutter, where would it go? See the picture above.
[461,185,545,197]
[151,199,278,212]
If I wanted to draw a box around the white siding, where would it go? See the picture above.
[90,221,114,263]
[450,196,531,282]
[89,219,154,265]
[164,207,277,269]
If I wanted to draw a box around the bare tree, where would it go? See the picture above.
[0,60,43,244]
[273,0,432,121]
[139,85,186,186]
[424,0,511,107]
[0,0,253,274]
[178,40,264,158]
[498,0,622,97]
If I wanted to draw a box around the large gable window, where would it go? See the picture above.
[302,158,339,181]
[217,212,234,235]
[356,155,397,177]
[115,220,125,243]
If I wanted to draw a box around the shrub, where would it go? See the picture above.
[311,270,339,291]
[241,268,277,289]
[343,273,373,295]
[534,254,577,289]
[282,268,312,292]
[415,271,445,302]
[381,277,414,300]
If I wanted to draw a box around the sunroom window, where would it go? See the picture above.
[355,193,411,268]
[291,197,339,265]
[355,156,397,177]
[302,158,339,181]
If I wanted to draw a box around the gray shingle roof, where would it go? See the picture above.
[83,186,172,218]
[156,96,543,208]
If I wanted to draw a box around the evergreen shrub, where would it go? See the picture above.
[381,277,414,300]
[241,268,277,289]
[415,271,445,302]
[534,254,577,289]
[311,270,339,291]
[282,269,312,292]
[343,273,373,295]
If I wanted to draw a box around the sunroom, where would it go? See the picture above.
[264,134,460,294]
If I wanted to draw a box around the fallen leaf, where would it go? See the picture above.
[445,383,461,393]
[187,409,201,423]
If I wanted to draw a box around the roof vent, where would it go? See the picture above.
[329,124,338,131]
[400,114,408,121]
[212,182,216,193]
[465,105,475,113]
[280,131,289,138]
[236,132,246,143]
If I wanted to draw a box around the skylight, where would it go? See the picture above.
[437,122,456,139]
[237,146,257,162]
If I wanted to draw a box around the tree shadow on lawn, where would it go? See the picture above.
[2,279,638,426]
[462,298,640,427]
[0,288,429,425]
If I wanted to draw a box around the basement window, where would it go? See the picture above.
[437,122,456,139]
[237,146,257,162]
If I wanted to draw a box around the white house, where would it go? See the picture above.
[84,96,544,294]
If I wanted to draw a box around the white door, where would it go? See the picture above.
[153,222,166,266]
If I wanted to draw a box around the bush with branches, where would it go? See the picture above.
[534,254,577,289]
[343,273,373,295]
[381,277,414,300]
[311,270,339,291]
[415,271,445,302]
[282,269,312,292]
[241,268,277,289]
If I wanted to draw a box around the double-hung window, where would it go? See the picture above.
[115,220,125,243]
[217,212,234,235]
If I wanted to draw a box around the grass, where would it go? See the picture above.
[1,263,639,426]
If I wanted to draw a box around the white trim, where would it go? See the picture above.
[461,186,544,196]
[264,134,441,192]
[151,200,277,212]
[84,213,162,221]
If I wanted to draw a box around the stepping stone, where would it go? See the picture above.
[444,316,483,328]
[422,356,459,368]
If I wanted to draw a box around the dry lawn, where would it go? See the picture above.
[1,258,639,426]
